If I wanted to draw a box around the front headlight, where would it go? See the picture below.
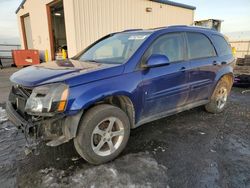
[25,83,69,115]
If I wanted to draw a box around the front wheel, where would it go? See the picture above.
[74,104,130,164]
[205,79,232,113]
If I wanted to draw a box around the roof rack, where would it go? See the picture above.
[123,29,143,32]
[168,25,188,28]
[191,25,215,30]
[168,25,216,31]
[151,25,188,30]
[151,26,168,30]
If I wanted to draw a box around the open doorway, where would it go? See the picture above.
[47,0,67,60]
[20,14,33,49]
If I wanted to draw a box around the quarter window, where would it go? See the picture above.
[186,33,216,59]
[212,35,232,56]
[144,33,185,63]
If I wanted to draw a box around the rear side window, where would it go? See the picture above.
[144,33,185,63]
[212,35,232,56]
[186,33,216,60]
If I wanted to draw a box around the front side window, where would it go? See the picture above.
[144,33,185,63]
[187,33,216,60]
[77,32,151,64]
[212,35,232,56]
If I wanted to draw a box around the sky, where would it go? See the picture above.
[0,0,23,43]
[178,0,250,33]
[0,0,250,44]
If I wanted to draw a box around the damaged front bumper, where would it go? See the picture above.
[6,101,83,152]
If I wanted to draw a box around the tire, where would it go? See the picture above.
[205,79,232,114]
[74,104,130,165]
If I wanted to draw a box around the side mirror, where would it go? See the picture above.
[143,54,170,68]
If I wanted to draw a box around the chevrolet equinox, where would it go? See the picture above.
[7,26,235,164]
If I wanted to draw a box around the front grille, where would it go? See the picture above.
[14,85,32,98]
[9,85,33,117]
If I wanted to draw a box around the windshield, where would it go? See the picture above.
[77,32,151,64]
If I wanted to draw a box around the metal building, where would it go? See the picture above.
[16,0,196,60]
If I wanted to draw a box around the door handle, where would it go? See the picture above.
[180,67,186,72]
[213,61,218,65]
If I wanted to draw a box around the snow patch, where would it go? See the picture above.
[37,152,169,188]
[0,107,8,123]
[242,90,250,94]
[153,146,167,153]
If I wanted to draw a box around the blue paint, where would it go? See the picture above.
[10,26,235,125]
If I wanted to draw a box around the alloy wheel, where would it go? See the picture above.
[216,87,228,109]
[91,117,125,156]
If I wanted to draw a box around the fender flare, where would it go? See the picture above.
[66,91,136,138]
[209,68,234,99]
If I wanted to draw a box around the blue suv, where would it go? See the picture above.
[7,26,235,164]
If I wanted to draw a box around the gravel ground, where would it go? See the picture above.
[0,68,249,188]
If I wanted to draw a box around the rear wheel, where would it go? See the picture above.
[205,79,232,113]
[74,104,130,164]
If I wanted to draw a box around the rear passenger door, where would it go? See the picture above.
[141,33,190,119]
[185,32,218,104]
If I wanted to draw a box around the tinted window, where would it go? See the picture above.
[187,33,216,59]
[144,33,185,63]
[212,35,232,56]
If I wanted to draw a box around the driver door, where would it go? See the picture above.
[140,33,190,119]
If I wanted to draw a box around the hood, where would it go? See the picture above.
[10,59,124,87]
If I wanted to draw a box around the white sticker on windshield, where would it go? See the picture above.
[128,35,149,40]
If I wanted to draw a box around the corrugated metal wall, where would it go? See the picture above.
[66,0,194,56]
[17,0,194,59]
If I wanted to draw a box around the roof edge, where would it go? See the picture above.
[16,0,196,14]
[150,0,196,10]
[16,0,27,14]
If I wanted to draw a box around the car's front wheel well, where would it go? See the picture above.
[90,95,135,128]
